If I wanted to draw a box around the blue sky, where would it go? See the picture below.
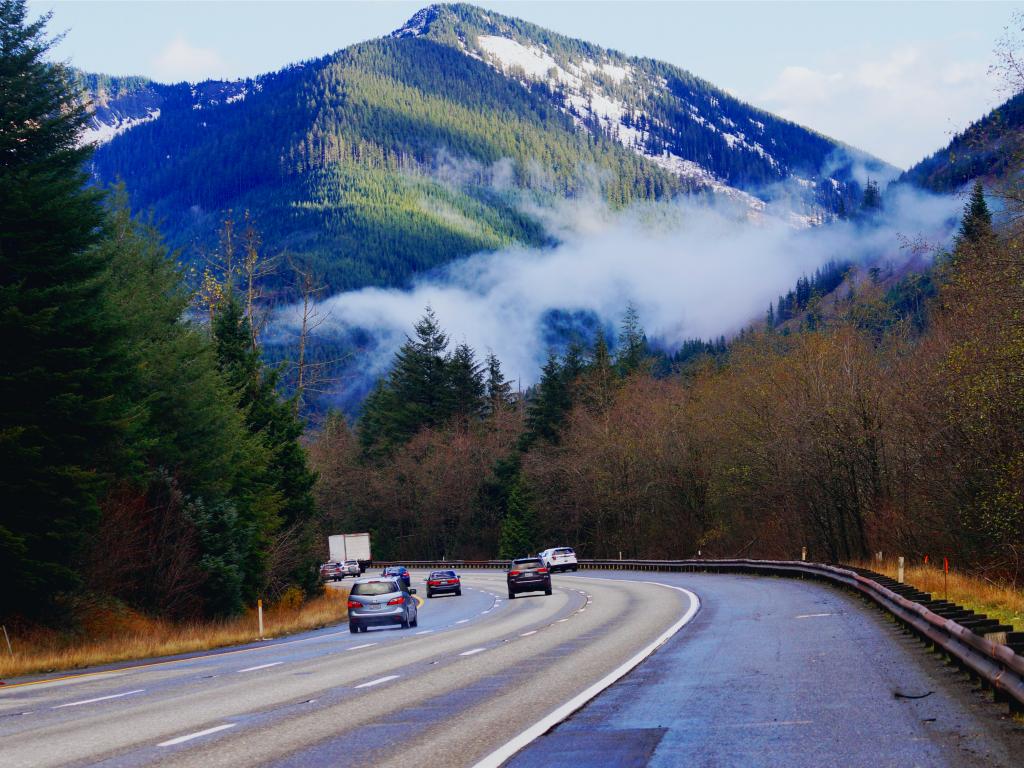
[33,1,1017,168]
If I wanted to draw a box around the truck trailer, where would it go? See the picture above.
[328,533,372,573]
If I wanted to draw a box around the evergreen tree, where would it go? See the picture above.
[214,297,319,600]
[860,179,882,215]
[484,351,513,413]
[581,331,618,413]
[957,180,993,245]
[498,478,537,559]
[522,352,571,447]
[448,342,486,425]
[0,0,131,618]
[617,303,648,374]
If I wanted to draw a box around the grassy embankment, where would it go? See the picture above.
[0,587,348,680]
[852,560,1023,632]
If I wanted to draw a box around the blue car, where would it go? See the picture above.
[380,565,411,589]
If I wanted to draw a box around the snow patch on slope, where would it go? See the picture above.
[473,34,772,210]
[80,108,161,146]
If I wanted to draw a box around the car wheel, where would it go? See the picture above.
[508,590,516,600]
[411,613,418,628]
[349,622,358,634]
[545,585,552,596]
[456,588,462,596]
[400,613,410,629]
[427,591,433,598]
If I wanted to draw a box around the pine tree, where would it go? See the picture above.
[617,303,648,374]
[860,179,882,215]
[448,342,485,425]
[498,478,537,559]
[0,0,132,618]
[581,331,618,413]
[957,181,993,246]
[214,297,319,600]
[522,352,571,447]
[484,351,513,413]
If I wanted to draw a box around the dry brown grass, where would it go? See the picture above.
[850,560,1024,632]
[0,587,349,680]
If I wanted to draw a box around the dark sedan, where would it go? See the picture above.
[507,557,552,599]
[380,565,411,589]
[426,570,462,598]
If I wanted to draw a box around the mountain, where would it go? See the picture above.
[82,3,895,295]
[900,91,1024,193]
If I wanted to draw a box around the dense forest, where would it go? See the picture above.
[311,179,1023,579]
[0,1,318,625]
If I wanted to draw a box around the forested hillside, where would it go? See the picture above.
[312,179,1024,580]
[0,1,318,626]
[900,90,1024,192]
[82,3,893,297]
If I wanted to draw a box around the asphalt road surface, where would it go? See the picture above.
[1,571,1021,767]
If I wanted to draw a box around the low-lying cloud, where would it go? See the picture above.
[279,185,960,400]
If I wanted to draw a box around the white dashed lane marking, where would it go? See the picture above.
[158,724,236,747]
[355,675,400,689]
[52,690,145,709]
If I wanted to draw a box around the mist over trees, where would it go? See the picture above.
[313,180,1023,578]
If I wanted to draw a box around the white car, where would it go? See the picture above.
[341,559,361,578]
[540,547,578,573]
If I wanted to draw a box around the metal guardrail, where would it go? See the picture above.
[373,557,1024,712]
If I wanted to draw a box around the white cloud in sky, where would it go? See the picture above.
[759,43,999,169]
[151,37,229,83]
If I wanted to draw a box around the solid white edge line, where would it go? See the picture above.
[52,689,145,708]
[471,579,700,768]
[346,643,377,651]
[158,723,236,747]
[237,662,282,673]
[455,619,470,624]
[459,647,486,656]
[355,675,400,689]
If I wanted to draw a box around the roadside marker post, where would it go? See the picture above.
[943,558,949,601]
[898,556,905,584]
[2,625,12,656]
[801,547,807,562]
[258,599,264,639]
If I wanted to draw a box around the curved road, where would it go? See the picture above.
[1,571,1020,767]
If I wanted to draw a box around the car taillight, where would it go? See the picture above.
[387,596,405,605]
[428,580,439,586]
[346,600,361,609]
[509,570,520,576]
[537,567,548,574]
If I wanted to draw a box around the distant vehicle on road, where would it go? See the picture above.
[340,560,361,578]
[507,557,552,599]
[319,561,343,582]
[426,570,462,598]
[539,547,578,572]
[381,565,412,589]
[347,578,418,633]
[328,533,372,573]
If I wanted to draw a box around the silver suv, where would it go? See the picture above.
[347,578,418,633]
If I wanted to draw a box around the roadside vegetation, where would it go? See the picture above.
[0,588,348,680]
[857,560,1024,633]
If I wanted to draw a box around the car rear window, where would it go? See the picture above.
[555,548,575,555]
[512,559,543,570]
[351,581,399,596]
[430,571,456,578]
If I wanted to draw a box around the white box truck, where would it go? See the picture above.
[328,533,372,573]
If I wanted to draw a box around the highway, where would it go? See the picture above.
[1,571,1021,767]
